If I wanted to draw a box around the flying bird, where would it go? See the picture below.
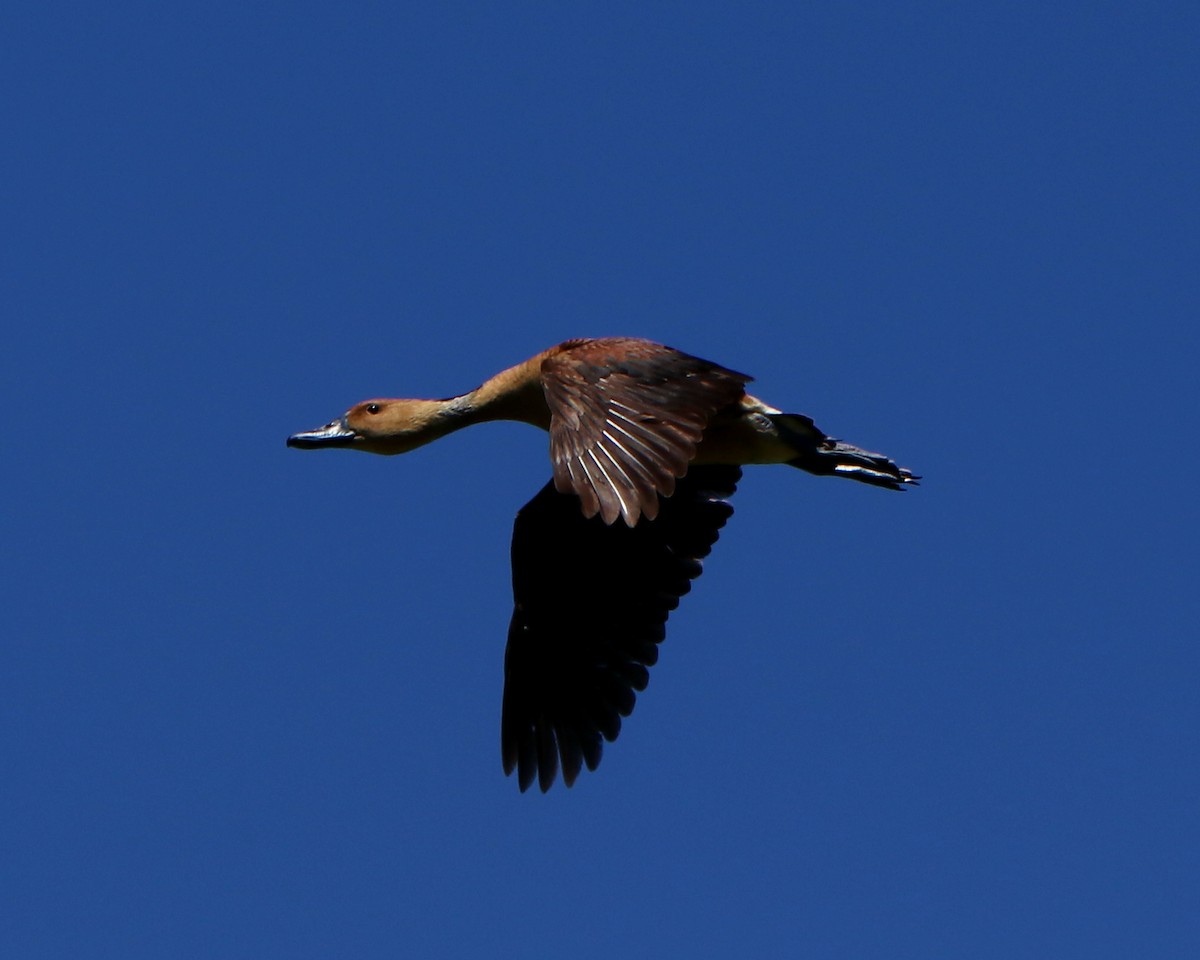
[287,337,916,791]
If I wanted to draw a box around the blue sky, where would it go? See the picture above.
[4,2,1198,957]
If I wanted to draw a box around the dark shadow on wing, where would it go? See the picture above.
[501,465,742,792]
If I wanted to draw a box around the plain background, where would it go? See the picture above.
[4,3,1197,957]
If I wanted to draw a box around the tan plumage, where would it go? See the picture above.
[288,337,917,791]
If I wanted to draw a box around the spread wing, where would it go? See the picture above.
[501,465,742,793]
[541,338,750,525]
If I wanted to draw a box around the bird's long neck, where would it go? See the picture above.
[357,354,554,456]
[456,353,552,430]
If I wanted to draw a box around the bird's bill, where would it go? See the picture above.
[286,418,358,449]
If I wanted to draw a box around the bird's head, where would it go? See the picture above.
[287,398,459,456]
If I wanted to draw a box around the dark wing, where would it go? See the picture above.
[501,465,742,793]
[541,338,750,525]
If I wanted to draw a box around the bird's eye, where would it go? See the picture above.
[366,403,381,414]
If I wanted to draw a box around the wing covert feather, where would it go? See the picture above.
[541,339,750,525]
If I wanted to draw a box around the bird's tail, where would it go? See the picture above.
[772,413,918,491]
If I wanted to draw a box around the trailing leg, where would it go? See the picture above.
[772,413,918,491]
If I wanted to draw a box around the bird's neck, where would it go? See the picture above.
[457,354,552,430]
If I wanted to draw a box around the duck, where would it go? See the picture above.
[287,336,917,792]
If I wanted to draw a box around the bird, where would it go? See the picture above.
[287,336,916,792]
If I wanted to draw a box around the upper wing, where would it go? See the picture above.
[541,338,750,525]
[501,465,742,793]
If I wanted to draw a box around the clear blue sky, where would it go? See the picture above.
[4,3,1198,957]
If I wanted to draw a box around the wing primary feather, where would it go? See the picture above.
[584,447,626,525]
[591,443,642,525]
[536,723,558,793]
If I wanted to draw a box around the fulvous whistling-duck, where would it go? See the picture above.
[288,337,917,792]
